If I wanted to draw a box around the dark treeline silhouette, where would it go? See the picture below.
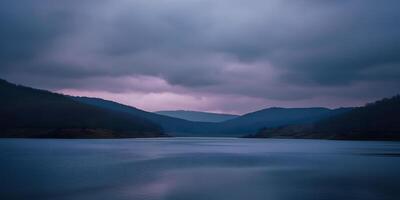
[0,79,165,138]
[250,95,400,140]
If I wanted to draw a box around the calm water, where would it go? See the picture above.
[1,138,400,200]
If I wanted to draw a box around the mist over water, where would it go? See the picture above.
[1,138,400,200]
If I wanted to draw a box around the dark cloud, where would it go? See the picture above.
[0,0,399,113]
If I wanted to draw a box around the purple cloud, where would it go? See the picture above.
[1,0,399,113]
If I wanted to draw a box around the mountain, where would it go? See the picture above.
[209,107,352,136]
[72,97,214,136]
[74,97,350,137]
[250,95,400,140]
[74,97,353,137]
[8,78,393,139]
[0,79,165,138]
[155,110,238,122]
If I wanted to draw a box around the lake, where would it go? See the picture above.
[1,138,400,200]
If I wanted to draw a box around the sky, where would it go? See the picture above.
[1,0,399,114]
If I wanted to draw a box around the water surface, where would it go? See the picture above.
[1,138,400,200]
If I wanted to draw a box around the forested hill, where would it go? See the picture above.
[0,79,165,138]
[251,95,400,140]
[210,107,351,136]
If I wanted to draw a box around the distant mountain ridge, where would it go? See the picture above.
[75,96,350,137]
[1,78,366,138]
[250,95,400,140]
[72,97,214,136]
[0,79,165,138]
[155,110,238,122]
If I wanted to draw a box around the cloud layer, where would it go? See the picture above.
[1,0,399,113]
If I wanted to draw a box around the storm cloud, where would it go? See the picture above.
[1,0,399,113]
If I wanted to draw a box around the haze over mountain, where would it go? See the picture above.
[0,79,164,138]
[251,95,400,140]
[155,110,238,122]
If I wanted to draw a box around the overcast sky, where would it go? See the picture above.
[1,0,399,114]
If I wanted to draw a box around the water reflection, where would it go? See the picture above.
[0,138,399,200]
